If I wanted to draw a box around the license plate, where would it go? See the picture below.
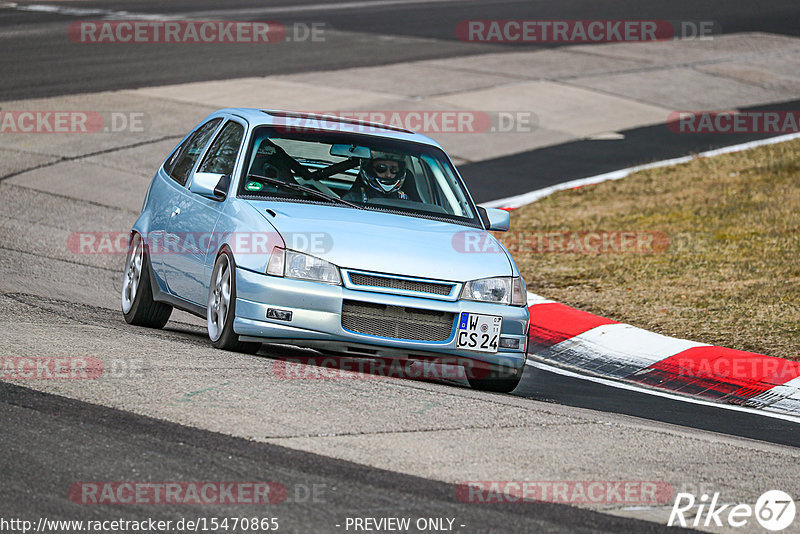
[456,312,502,353]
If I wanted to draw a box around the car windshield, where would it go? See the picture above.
[238,126,479,226]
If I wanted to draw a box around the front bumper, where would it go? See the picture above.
[233,268,529,372]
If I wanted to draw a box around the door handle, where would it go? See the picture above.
[171,207,181,217]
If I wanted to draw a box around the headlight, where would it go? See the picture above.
[511,276,527,306]
[266,247,341,285]
[460,276,527,306]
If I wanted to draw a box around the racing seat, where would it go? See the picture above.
[402,170,423,202]
[249,152,293,182]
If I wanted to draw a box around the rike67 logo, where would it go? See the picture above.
[668,490,796,531]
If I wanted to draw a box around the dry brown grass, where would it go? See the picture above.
[505,139,800,360]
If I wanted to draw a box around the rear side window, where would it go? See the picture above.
[198,121,245,177]
[164,118,222,186]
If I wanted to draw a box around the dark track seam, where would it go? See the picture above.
[1,182,141,214]
[0,134,182,182]
[0,245,119,272]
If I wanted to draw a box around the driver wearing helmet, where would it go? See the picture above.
[343,150,411,203]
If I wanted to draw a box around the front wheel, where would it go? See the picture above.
[467,366,523,393]
[207,249,261,354]
[121,233,172,328]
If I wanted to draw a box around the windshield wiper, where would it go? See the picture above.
[247,174,363,210]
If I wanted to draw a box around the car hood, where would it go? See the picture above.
[245,201,513,282]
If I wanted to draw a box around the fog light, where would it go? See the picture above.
[267,308,293,321]
[499,337,520,350]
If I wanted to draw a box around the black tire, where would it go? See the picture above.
[121,233,172,328]
[207,248,261,354]
[467,367,523,393]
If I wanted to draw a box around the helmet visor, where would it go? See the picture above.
[370,159,405,183]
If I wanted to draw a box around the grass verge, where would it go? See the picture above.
[506,138,800,361]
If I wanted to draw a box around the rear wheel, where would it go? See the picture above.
[207,249,261,354]
[121,233,172,328]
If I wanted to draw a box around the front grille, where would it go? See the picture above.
[341,300,455,341]
[349,273,453,296]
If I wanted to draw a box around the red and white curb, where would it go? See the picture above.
[524,293,800,419]
[509,134,800,420]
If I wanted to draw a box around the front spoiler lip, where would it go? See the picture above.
[233,316,527,372]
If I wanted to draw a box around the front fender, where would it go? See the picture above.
[208,199,285,274]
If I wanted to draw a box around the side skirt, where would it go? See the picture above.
[147,257,206,318]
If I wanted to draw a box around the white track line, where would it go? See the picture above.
[526,359,800,424]
[484,132,800,208]
[169,0,476,18]
[5,0,475,21]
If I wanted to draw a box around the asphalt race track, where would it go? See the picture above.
[0,382,675,533]
[2,0,799,100]
[2,1,800,532]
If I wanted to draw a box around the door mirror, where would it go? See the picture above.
[478,206,511,232]
[189,172,228,201]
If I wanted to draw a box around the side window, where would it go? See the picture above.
[198,121,245,177]
[163,141,188,177]
[167,118,222,186]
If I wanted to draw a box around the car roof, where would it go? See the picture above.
[212,108,445,149]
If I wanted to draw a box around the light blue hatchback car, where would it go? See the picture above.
[122,109,529,392]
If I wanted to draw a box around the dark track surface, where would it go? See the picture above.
[462,98,800,203]
[1,0,799,100]
[0,381,683,534]
[517,366,800,449]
